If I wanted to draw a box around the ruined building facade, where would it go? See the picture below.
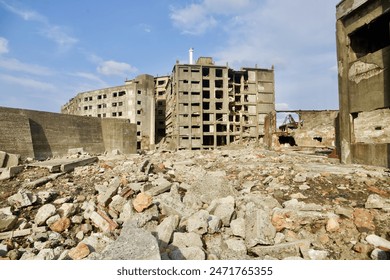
[61,74,157,150]
[165,57,275,150]
[62,57,274,151]
[336,0,390,167]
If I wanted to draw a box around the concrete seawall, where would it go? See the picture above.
[0,106,136,159]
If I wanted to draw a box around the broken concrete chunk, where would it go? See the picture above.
[169,246,205,260]
[365,194,390,210]
[0,211,18,232]
[7,191,37,208]
[35,204,56,226]
[207,196,235,227]
[145,176,172,196]
[171,232,203,248]
[230,218,246,238]
[366,234,390,250]
[156,215,179,247]
[353,208,375,233]
[4,153,20,168]
[0,165,24,181]
[101,220,160,260]
[207,215,222,234]
[225,238,247,254]
[68,242,90,260]
[249,239,310,260]
[187,209,209,235]
[89,210,118,232]
[97,177,121,207]
[133,192,153,213]
[245,208,276,248]
[308,249,329,260]
[49,217,71,233]
[58,203,76,218]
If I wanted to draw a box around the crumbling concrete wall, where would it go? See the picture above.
[0,109,34,158]
[0,106,136,159]
[336,0,390,167]
[292,111,338,147]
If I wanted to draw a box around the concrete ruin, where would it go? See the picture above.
[61,74,156,150]
[0,106,136,160]
[336,0,390,167]
[165,57,275,150]
[265,110,339,152]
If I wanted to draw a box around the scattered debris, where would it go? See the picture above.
[0,147,389,260]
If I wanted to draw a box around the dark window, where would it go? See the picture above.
[349,11,390,58]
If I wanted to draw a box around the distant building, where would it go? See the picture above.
[62,54,275,151]
[336,0,390,167]
[164,57,275,150]
[61,74,155,150]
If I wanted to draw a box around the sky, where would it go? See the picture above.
[0,0,340,113]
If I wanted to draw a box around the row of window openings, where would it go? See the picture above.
[180,114,249,122]
[182,68,223,78]
[181,102,223,110]
[180,91,224,99]
[96,112,123,117]
[84,101,127,110]
[83,91,126,102]
[181,80,224,88]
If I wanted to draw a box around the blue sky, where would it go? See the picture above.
[0,0,340,113]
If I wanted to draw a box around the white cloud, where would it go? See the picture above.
[97,60,138,77]
[0,73,56,92]
[0,57,53,75]
[1,1,77,50]
[0,37,9,54]
[41,25,78,50]
[70,72,109,88]
[170,3,217,35]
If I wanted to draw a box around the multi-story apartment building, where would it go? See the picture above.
[165,57,275,150]
[154,76,169,144]
[61,74,155,150]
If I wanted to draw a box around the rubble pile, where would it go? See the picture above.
[0,147,389,260]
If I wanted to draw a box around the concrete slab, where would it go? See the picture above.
[28,156,98,173]
[0,166,24,181]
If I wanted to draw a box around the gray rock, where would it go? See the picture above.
[0,207,18,232]
[365,194,390,210]
[207,215,222,234]
[225,238,247,254]
[35,248,55,260]
[35,204,56,226]
[169,247,205,260]
[249,240,311,260]
[293,173,307,183]
[308,249,329,260]
[0,244,8,257]
[97,177,121,207]
[101,220,160,260]
[58,203,76,218]
[156,215,179,247]
[371,248,390,260]
[230,218,246,238]
[171,232,203,248]
[245,208,276,248]
[187,210,209,235]
[207,196,235,226]
[146,176,172,196]
[8,190,37,208]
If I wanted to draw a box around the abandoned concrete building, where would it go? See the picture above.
[61,54,275,151]
[336,0,390,168]
[164,57,275,150]
[61,74,156,150]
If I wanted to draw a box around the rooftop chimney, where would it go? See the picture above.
[189,48,194,64]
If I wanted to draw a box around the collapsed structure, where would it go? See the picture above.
[336,0,390,167]
[61,54,275,151]
[165,57,275,150]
